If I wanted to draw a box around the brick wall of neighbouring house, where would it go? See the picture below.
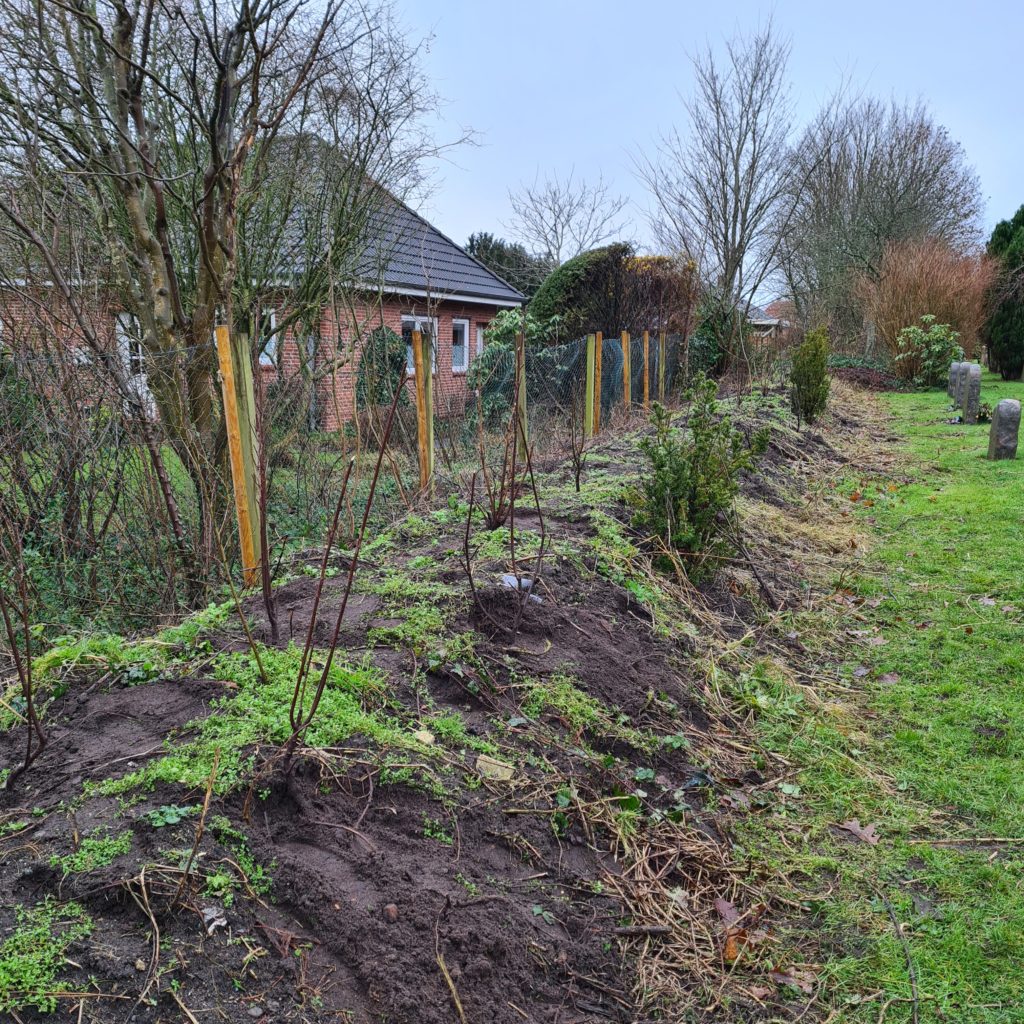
[260,295,509,431]
[0,286,511,430]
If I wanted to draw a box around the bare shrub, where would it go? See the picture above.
[858,239,996,377]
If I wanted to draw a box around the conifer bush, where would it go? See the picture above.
[790,326,830,426]
[632,375,768,577]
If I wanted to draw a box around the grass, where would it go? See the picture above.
[741,373,1024,1023]
[50,830,132,875]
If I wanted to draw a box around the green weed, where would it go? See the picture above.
[0,899,92,1013]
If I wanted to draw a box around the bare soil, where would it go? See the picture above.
[0,384,866,1023]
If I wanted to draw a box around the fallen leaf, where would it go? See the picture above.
[1001,605,1016,614]
[965,626,974,635]
[866,635,888,647]
[838,819,880,845]
[853,665,870,678]
[714,897,740,926]
[978,596,996,606]
[849,491,861,502]
[769,969,816,994]
[749,984,774,1000]
[878,673,901,685]
[726,789,752,809]
[413,729,435,745]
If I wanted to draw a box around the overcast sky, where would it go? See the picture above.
[398,0,1020,254]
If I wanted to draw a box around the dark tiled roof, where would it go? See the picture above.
[357,199,525,305]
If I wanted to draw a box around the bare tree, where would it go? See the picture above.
[638,24,795,363]
[778,97,984,342]
[0,0,437,568]
[508,171,629,266]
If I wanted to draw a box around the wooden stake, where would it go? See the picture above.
[658,330,667,402]
[230,330,261,548]
[593,331,603,435]
[515,330,528,460]
[642,330,650,411]
[215,325,258,587]
[412,329,433,493]
[584,333,596,439]
[621,330,631,409]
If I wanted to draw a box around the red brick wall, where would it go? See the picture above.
[1,286,511,430]
[260,295,508,431]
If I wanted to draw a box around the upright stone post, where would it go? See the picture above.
[955,362,971,409]
[948,361,963,399]
[987,398,1021,460]
[963,364,982,424]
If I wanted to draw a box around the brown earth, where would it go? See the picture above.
[0,383,872,1023]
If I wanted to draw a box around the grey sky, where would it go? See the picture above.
[399,0,1020,254]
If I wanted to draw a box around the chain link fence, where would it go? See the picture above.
[0,324,696,637]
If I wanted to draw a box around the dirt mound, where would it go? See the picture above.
[0,392,857,1022]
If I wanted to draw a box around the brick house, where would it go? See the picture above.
[254,197,525,430]
[0,193,524,430]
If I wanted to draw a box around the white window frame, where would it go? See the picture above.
[451,318,470,374]
[257,308,278,367]
[476,324,485,357]
[116,313,144,377]
[402,314,437,374]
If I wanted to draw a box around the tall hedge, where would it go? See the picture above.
[985,205,1024,380]
[529,243,634,335]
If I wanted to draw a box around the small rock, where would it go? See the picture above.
[247,1006,264,1019]
[475,754,515,782]
[134,958,147,972]
[383,903,399,923]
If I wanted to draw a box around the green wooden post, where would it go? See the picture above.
[422,328,435,493]
[584,333,596,438]
[594,331,603,434]
[658,330,667,402]
[621,330,631,408]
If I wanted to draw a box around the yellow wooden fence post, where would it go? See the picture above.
[515,330,528,461]
[642,330,650,411]
[584,333,596,438]
[658,330,667,402]
[230,329,261,548]
[593,331,603,435]
[412,329,434,493]
[215,325,258,587]
[621,330,631,409]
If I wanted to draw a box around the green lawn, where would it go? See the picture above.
[743,373,1024,1022]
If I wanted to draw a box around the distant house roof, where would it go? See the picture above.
[358,199,525,306]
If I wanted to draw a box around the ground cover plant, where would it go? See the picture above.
[3,372,1024,1023]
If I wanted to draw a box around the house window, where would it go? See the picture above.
[476,324,485,357]
[257,308,277,366]
[452,318,469,373]
[116,313,144,376]
[402,315,437,374]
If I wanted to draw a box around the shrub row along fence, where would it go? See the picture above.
[0,324,691,636]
